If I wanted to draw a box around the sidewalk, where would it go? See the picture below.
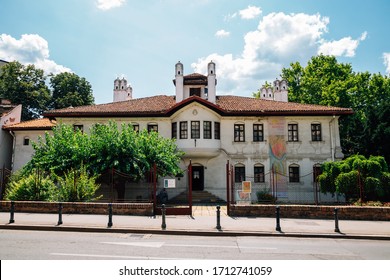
[1,206,389,240]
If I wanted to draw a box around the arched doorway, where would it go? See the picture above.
[192,165,204,191]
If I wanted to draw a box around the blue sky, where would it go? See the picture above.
[1,0,390,104]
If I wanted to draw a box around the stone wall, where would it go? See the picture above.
[0,201,154,216]
[229,205,390,221]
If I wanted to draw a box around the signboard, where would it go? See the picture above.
[164,179,176,188]
[242,181,251,193]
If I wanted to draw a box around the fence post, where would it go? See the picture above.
[107,203,113,228]
[57,202,63,225]
[334,208,340,233]
[216,205,221,230]
[275,206,281,232]
[161,204,166,230]
[9,201,15,224]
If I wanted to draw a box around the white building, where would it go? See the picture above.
[4,61,353,203]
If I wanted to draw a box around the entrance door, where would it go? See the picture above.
[192,166,204,191]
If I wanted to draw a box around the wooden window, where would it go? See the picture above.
[214,122,220,140]
[311,123,322,141]
[180,121,188,139]
[147,124,158,133]
[288,123,299,142]
[234,123,245,142]
[254,165,265,183]
[235,165,246,183]
[132,124,139,132]
[73,124,84,133]
[203,121,212,139]
[191,121,200,139]
[171,122,177,139]
[289,164,300,183]
[253,123,264,142]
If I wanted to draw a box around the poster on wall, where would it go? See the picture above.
[164,179,176,188]
[242,181,251,193]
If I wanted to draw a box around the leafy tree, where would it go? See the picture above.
[49,72,94,109]
[0,61,51,120]
[319,155,390,202]
[281,55,390,163]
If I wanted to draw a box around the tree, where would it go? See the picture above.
[50,72,94,109]
[281,55,390,163]
[0,61,51,120]
[318,155,390,202]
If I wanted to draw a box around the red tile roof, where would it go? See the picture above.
[42,95,353,118]
[3,118,56,131]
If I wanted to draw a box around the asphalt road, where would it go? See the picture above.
[1,229,390,260]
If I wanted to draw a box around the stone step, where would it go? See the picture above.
[169,191,225,204]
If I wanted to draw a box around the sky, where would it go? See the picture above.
[1,0,390,105]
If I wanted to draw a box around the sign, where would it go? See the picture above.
[242,181,251,193]
[164,179,176,188]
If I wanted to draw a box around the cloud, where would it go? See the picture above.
[96,0,126,11]
[318,31,368,57]
[383,53,390,74]
[215,29,230,38]
[239,5,262,19]
[192,12,331,96]
[0,34,71,74]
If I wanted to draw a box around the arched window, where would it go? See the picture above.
[254,164,265,183]
[235,164,246,183]
[289,164,300,183]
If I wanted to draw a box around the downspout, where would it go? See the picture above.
[8,130,16,171]
[329,115,335,161]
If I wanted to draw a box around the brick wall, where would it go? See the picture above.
[229,205,390,221]
[0,201,154,216]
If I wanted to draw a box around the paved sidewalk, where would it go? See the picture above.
[0,207,389,240]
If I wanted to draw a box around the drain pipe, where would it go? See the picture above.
[329,115,335,161]
[8,130,16,170]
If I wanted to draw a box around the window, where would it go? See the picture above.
[132,123,139,132]
[73,124,84,133]
[311,123,322,141]
[203,121,212,139]
[288,123,299,142]
[147,123,158,133]
[235,165,246,183]
[23,137,30,146]
[190,88,201,97]
[234,123,245,142]
[289,164,300,183]
[214,122,220,140]
[253,123,264,142]
[171,122,177,139]
[191,121,200,139]
[180,121,188,139]
[254,165,265,183]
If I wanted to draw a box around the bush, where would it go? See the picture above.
[256,190,276,203]
[55,166,101,202]
[5,171,57,201]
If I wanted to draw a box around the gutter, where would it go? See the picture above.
[329,115,336,161]
[8,130,15,171]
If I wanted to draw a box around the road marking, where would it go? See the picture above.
[101,241,164,248]
[50,253,187,260]
[99,241,276,250]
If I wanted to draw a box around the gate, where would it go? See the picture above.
[153,162,193,216]
[0,166,11,200]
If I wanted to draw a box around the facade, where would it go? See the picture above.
[4,61,353,203]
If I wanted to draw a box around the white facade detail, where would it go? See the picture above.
[113,77,132,102]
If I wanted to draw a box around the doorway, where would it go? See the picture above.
[192,166,204,191]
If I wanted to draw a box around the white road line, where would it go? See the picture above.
[50,253,189,260]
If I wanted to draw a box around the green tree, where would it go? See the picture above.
[0,61,51,120]
[281,55,390,163]
[50,72,94,109]
[319,155,390,202]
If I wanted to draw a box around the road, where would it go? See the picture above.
[1,229,390,260]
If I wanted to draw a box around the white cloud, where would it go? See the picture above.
[215,29,230,38]
[318,31,367,57]
[383,53,390,74]
[192,12,331,96]
[96,0,126,11]
[239,5,262,19]
[0,34,71,74]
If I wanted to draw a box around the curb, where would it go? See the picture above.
[1,224,389,241]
